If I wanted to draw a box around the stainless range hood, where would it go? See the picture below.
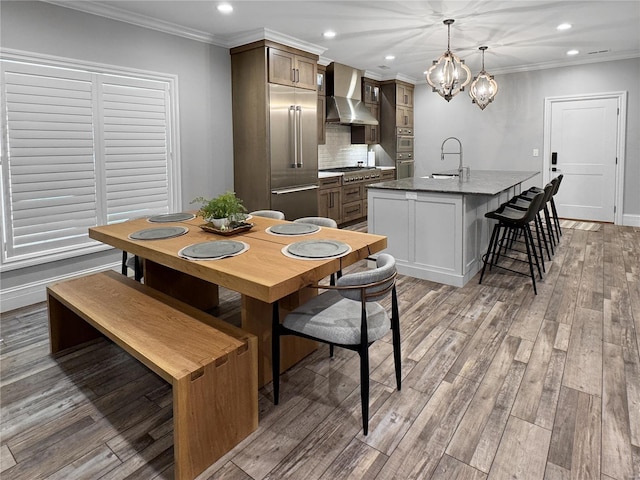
[326,63,378,126]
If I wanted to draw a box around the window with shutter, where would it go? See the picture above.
[1,56,178,270]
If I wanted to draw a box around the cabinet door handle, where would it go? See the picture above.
[404,115,408,125]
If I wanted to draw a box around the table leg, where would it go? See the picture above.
[144,260,219,311]
[242,288,318,388]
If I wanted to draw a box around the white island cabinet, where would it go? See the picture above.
[367,171,539,287]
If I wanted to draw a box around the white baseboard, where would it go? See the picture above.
[623,214,640,227]
[1,262,120,313]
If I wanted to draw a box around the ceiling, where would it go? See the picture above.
[50,1,640,81]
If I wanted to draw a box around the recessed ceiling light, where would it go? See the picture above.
[217,4,233,14]
[323,31,336,39]
[557,23,572,30]
[567,49,579,56]
[385,55,395,60]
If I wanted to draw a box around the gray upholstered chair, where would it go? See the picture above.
[271,253,401,435]
[121,252,143,282]
[295,216,340,286]
[293,216,338,228]
[250,210,285,220]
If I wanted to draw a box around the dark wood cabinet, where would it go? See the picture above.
[318,175,341,224]
[268,47,317,91]
[317,65,326,145]
[380,80,415,177]
[396,83,413,107]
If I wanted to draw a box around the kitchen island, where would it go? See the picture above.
[367,170,539,287]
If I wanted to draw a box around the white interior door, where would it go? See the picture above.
[548,96,619,222]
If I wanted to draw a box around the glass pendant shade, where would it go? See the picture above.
[425,19,472,102]
[470,46,498,110]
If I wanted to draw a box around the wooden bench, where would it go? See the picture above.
[47,270,258,480]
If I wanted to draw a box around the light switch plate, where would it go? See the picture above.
[533,148,539,157]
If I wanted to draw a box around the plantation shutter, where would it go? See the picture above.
[100,75,171,224]
[1,58,175,266]
[1,62,98,260]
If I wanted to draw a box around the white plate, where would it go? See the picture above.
[129,226,188,240]
[268,223,320,235]
[179,240,245,259]
[286,239,350,258]
[148,212,195,223]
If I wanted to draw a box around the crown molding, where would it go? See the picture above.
[489,51,640,75]
[226,28,326,55]
[43,1,223,45]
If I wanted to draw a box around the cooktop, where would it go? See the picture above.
[320,166,378,173]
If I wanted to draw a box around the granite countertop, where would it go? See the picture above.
[366,170,540,196]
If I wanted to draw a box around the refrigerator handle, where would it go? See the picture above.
[289,105,297,168]
[296,105,303,168]
[271,185,319,194]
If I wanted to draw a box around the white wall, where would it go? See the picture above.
[414,58,640,218]
[1,1,234,311]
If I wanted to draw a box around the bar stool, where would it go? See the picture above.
[480,191,545,294]
[549,174,564,241]
[521,175,563,243]
[509,182,556,263]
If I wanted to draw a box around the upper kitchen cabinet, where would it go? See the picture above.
[317,64,326,145]
[381,80,414,128]
[396,83,413,107]
[268,47,317,91]
[363,79,380,104]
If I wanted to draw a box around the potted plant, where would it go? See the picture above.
[191,192,247,229]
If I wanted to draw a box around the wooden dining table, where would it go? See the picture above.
[89,214,387,387]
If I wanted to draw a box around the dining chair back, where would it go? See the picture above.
[250,210,285,220]
[293,216,338,228]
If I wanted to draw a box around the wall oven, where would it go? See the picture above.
[396,135,414,152]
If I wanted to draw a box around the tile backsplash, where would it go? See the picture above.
[318,124,368,169]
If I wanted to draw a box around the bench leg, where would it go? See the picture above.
[173,348,258,480]
[47,293,102,353]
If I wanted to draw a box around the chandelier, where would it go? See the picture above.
[469,46,498,110]
[425,19,471,102]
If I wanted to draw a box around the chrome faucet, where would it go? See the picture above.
[440,136,468,181]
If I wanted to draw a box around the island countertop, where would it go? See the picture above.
[366,170,539,196]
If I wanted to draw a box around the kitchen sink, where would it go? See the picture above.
[421,174,458,179]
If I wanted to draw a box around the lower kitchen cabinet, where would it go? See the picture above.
[341,184,365,223]
[318,177,341,224]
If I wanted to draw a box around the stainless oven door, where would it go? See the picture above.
[396,160,414,179]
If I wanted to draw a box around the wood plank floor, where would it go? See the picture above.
[1,222,639,480]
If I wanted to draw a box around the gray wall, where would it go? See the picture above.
[414,57,640,218]
[0,1,234,310]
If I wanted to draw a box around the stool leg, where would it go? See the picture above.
[523,224,538,295]
[534,214,549,271]
[550,198,562,240]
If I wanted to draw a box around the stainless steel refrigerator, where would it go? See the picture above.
[268,84,318,220]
